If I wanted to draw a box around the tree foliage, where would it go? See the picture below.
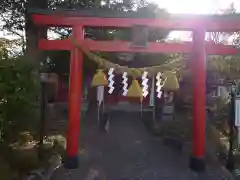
[205,3,240,80]
[0,39,39,143]
[0,0,174,75]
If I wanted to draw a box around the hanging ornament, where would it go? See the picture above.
[142,71,149,97]
[122,72,128,96]
[127,79,142,99]
[97,85,105,124]
[156,72,163,98]
[235,97,240,147]
[97,86,104,105]
[132,69,142,78]
[149,75,155,106]
[163,71,179,90]
[91,69,108,87]
[108,68,115,94]
[238,127,240,149]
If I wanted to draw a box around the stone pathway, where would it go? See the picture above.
[51,112,234,180]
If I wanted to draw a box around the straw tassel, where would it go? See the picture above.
[91,69,108,87]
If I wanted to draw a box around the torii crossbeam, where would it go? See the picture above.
[29,8,240,172]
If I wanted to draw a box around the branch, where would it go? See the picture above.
[0,0,5,6]
[0,12,24,39]
[49,27,71,39]
[5,28,24,40]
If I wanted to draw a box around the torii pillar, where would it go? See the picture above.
[64,26,84,169]
[190,27,206,171]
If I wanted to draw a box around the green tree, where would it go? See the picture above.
[1,0,173,71]
[0,39,39,143]
[206,3,240,78]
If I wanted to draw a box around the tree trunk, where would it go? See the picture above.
[25,0,48,67]
[0,0,4,6]
[24,0,48,156]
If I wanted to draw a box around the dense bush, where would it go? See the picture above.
[0,55,39,143]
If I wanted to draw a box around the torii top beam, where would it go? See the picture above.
[28,8,240,55]
[29,8,240,31]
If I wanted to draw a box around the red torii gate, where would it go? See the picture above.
[29,9,240,171]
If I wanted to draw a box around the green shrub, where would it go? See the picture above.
[0,56,39,143]
[0,160,12,180]
[9,148,40,173]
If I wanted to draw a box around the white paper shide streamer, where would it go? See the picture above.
[97,86,104,105]
[149,75,155,107]
[235,97,240,146]
[142,71,149,97]
[238,127,240,149]
[122,72,128,96]
[156,72,163,98]
[108,68,115,94]
[97,86,104,124]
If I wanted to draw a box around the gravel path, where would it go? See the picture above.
[51,111,234,180]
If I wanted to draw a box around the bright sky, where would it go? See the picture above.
[152,0,240,14]
[150,0,240,39]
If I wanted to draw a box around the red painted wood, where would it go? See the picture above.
[32,14,240,31]
[39,39,239,55]
[83,40,191,53]
[206,43,239,55]
[192,28,206,158]
[57,76,68,102]
[66,26,83,158]
[39,39,73,50]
